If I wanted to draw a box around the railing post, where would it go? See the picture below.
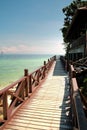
[29,74,32,93]
[37,70,40,84]
[43,61,46,78]
[3,92,8,120]
[44,61,46,65]
[43,67,46,78]
[54,55,56,60]
[24,69,29,97]
[24,69,28,76]
[47,59,50,70]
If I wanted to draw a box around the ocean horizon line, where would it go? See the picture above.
[0,53,57,55]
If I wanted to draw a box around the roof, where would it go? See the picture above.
[65,7,87,41]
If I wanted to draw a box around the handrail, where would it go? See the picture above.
[69,64,87,130]
[73,56,87,65]
[0,55,56,126]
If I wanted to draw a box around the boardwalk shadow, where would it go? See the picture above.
[59,77,72,130]
[53,59,67,76]
[53,59,72,129]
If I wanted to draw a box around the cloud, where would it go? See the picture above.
[0,38,65,54]
[1,45,31,53]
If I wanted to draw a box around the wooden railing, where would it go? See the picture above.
[59,56,87,129]
[73,56,87,67]
[69,64,87,130]
[0,55,56,126]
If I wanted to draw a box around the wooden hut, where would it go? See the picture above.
[65,7,87,61]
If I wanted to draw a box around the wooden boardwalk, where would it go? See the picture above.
[2,58,72,130]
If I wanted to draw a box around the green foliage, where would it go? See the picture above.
[81,77,87,97]
[83,78,87,83]
[61,0,87,49]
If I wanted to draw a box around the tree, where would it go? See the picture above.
[61,0,87,46]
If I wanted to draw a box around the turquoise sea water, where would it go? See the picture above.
[0,54,53,89]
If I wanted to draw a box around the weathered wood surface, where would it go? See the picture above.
[2,58,72,130]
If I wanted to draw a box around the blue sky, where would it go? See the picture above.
[0,0,72,55]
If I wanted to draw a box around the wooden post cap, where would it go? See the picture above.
[44,61,46,65]
[24,69,28,76]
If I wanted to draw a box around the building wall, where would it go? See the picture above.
[68,34,86,61]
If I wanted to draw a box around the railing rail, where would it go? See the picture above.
[69,64,87,130]
[0,55,56,126]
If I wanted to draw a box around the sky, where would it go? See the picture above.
[0,0,73,55]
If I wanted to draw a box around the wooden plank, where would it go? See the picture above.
[2,59,72,130]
